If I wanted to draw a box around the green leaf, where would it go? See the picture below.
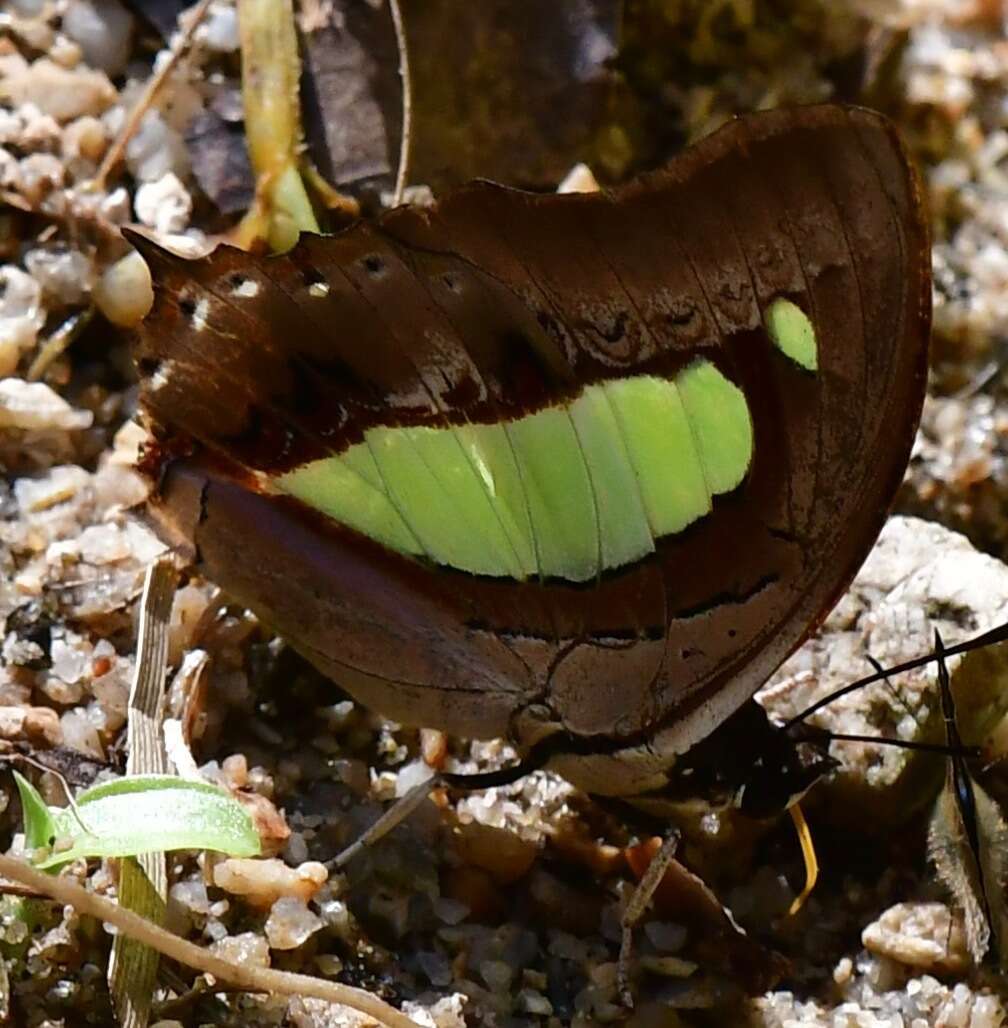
[13,772,56,853]
[29,775,261,870]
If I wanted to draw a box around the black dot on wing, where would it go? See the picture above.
[301,265,326,287]
[362,254,385,275]
[178,296,196,318]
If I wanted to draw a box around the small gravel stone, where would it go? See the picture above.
[124,110,188,182]
[433,896,470,925]
[451,819,538,884]
[212,857,328,908]
[862,902,968,974]
[24,248,94,306]
[197,2,239,52]
[59,707,102,757]
[401,993,468,1028]
[78,524,132,564]
[479,959,514,992]
[14,464,91,512]
[313,953,343,976]
[0,266,44,375]
[18,152,64,203]
[209,931,270,968]
[134,172,192,234]
[395,757,434,796]
[264,896,323,950]
[517,988,554,1015]
[168,879,210,916]
[17,103,61,149]
[49,634,87,685]
[417,950,453,987]
[0,381,92,431]
[61,115,107,165]
[316,896,350,934]
[0,58,115,121]
[49,35,84,69]
[0,706,61,746]
[62,0,134,77]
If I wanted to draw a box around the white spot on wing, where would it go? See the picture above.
[232,278,260,298]
[309,281,330,298]
[148,358,176,392]
[192,297,210,331]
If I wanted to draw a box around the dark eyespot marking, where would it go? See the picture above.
[666,299,698,329]
[362,254,385,275]
[301,265,326,288]
[178,296,196,318]
[536,309,566,344]
[596,310,628,345]
[137,356,161,377]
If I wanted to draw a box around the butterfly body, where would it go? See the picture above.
[132,104,930,803]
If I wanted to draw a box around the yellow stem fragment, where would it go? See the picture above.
[235,0,320,252]
[787,802,819,916]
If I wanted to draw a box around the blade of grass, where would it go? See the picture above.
[108,557,176,1028]
[12,771,56,853]
[38,775,260,867]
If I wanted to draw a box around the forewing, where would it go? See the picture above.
[134,105,929,749]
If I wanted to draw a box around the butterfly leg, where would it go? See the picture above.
[330,755,545,868]
[329,773,436,869]
[617,828,681,1007]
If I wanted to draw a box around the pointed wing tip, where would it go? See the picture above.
[120,227,184,272]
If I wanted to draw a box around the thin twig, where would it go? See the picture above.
[93,0,213,189]
[388,0,412,206]
[0,853,420,1028]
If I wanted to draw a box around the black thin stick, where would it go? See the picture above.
[819,731,979,757]
[783,619,1008,729]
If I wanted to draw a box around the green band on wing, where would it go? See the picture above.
[275,452,423,557]
[569,385,654,570]
[677,361,753,495]
[276,362,754,581]
[603,375,710,537]
[763,297,818,371]
[505,406,600,582]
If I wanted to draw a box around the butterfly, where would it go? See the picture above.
[127,102,930,824]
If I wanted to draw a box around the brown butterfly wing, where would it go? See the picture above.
[133,104,930,763]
